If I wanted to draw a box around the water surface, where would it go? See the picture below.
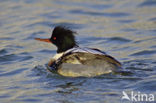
[0,0,156,103]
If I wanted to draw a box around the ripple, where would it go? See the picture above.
[32,65,54,77]
[21,98,42,102]
[69,9,130,17]
[121,28,137,32]
[149,30,156,33]
[24,31,46,40]
[39,50,55,54]
[117,20,135,23]
[90,4,112,10]
[8,31,20,35]
[25,21,84,29]
[150,45,156,49]
[0,37,14,40]
[0,68,27,77]
[126,66,153,71]
[78,36,131,46]
[0,53,33,64]
[6,45,24,49]
[123,59,155,75]
[149,17,156,21]
[130,50,156,56]
[0,49,8,56]
[77,36,106,45]
[25,21,53,28]
[108,37,131,43]
[80,36,106,41]
[134,37,156,43]
[138,0,156,7]
[11,5,21,10]
[53,22,85,29]
[126,79,156,92]
[40,13,60,19]
[0,54,19,64]
[30,65,61,83]
[20,56,33,61]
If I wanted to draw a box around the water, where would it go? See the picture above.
[0,0,156,103]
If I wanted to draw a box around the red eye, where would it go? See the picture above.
[53,37,56,40]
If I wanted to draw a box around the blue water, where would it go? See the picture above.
[0,0,156,103]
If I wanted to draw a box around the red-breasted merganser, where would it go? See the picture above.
[35,26,122,77]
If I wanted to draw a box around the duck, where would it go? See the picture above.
[35,26,122,77]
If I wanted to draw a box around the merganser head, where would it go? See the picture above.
[35,26,77,53]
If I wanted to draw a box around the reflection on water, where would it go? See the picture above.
[0,0,156,103]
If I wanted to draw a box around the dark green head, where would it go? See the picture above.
[35,26,77,53]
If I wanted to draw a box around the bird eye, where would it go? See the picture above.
[53,37,56,40]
